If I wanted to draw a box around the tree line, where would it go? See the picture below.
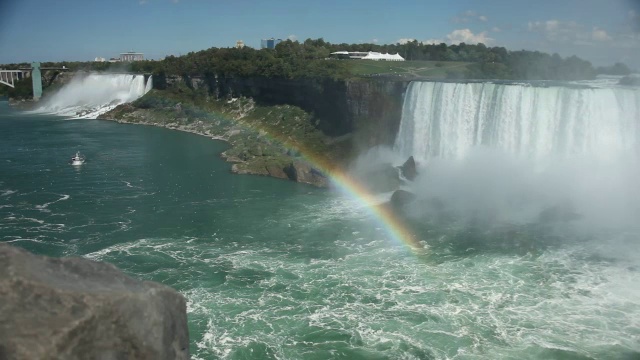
[1,38,632,97]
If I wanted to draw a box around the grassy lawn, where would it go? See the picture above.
[348,60,473,78]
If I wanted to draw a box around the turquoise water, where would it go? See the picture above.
[1,101,639,359]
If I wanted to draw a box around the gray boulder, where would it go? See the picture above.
[390,189,416,208]
[0,243,189,360]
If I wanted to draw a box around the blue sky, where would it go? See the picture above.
[1,0,639,68]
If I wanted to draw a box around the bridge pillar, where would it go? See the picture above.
[31,62,42,100]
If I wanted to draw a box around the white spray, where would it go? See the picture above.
[388,81,640,234]
[37,73,153,119]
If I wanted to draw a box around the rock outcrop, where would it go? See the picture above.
[284,160,328,187]
[390,189,416,208]
[399,156,418,181]
[0,244,189,360]
[162,74,410,147]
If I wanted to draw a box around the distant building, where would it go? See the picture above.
[108,58,121,63]
[329,51,405,61]
[94,57,106,62]
[120,52,144,62]
[260,38,282,49]
[236,40,245,49]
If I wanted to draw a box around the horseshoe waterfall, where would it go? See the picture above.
[394,81,640,163]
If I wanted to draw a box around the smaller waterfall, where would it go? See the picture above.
[145,76,153,93]
[37,74,152,119]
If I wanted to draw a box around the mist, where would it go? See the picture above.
[351,79,640,260]
[406,148,640,230]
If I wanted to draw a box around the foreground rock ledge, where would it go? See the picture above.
[0,244,189,360]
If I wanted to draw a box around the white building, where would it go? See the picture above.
[94,57,106,62]
[120,52,144,62]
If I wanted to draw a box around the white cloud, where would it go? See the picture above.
[529,20,588,43]
[592,27,611,41]
[453,10,488,24]
[491,26,502,33]
[415,29,493,46]
[397,38,416,44]
[372,38,379,44]
[287,34,297,41]
[529,19,639,49]
[628,9,640,33]
[529,20,562,33]
[139,0,148,4]
[446,29,494,45]
[423,39,444,45]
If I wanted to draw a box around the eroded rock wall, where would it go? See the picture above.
[161,74,409,148]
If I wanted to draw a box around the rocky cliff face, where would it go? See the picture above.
[345,79,409,149]
[0,244,189,360]
[161,74,410,149]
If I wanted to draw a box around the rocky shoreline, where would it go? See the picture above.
[98,96,334,187]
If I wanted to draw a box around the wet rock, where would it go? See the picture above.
[399,156,418,181]
[265,164,288,179]
[284,160,328,187]
[0,243,189,360]
[390,189,416,208]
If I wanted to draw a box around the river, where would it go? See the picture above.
[1,95,639,359]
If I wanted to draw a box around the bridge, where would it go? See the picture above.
[0,62,69,99]
[0,70,31,88]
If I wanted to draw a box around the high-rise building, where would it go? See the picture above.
[260,38,282,49]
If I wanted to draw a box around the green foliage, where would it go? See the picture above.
[148,42,351,80]
[0,77,33,98]
[596,62,632,76]
[338,42,597,80]
[133,90,178,109]
[349,60,472,78]
[1,38,611,88]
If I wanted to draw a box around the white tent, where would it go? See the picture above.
[361,52,405,61]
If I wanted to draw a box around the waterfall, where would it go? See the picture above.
[145,75,153,93]
[37,73,152,119]
[394,81,640,163]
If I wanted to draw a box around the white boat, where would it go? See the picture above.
[70,152,85,166]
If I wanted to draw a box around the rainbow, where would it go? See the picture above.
[324,167,424,251]
[221,112,424,252]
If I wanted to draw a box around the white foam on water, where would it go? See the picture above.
[34,194,70,213]
[1,189,16,197]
